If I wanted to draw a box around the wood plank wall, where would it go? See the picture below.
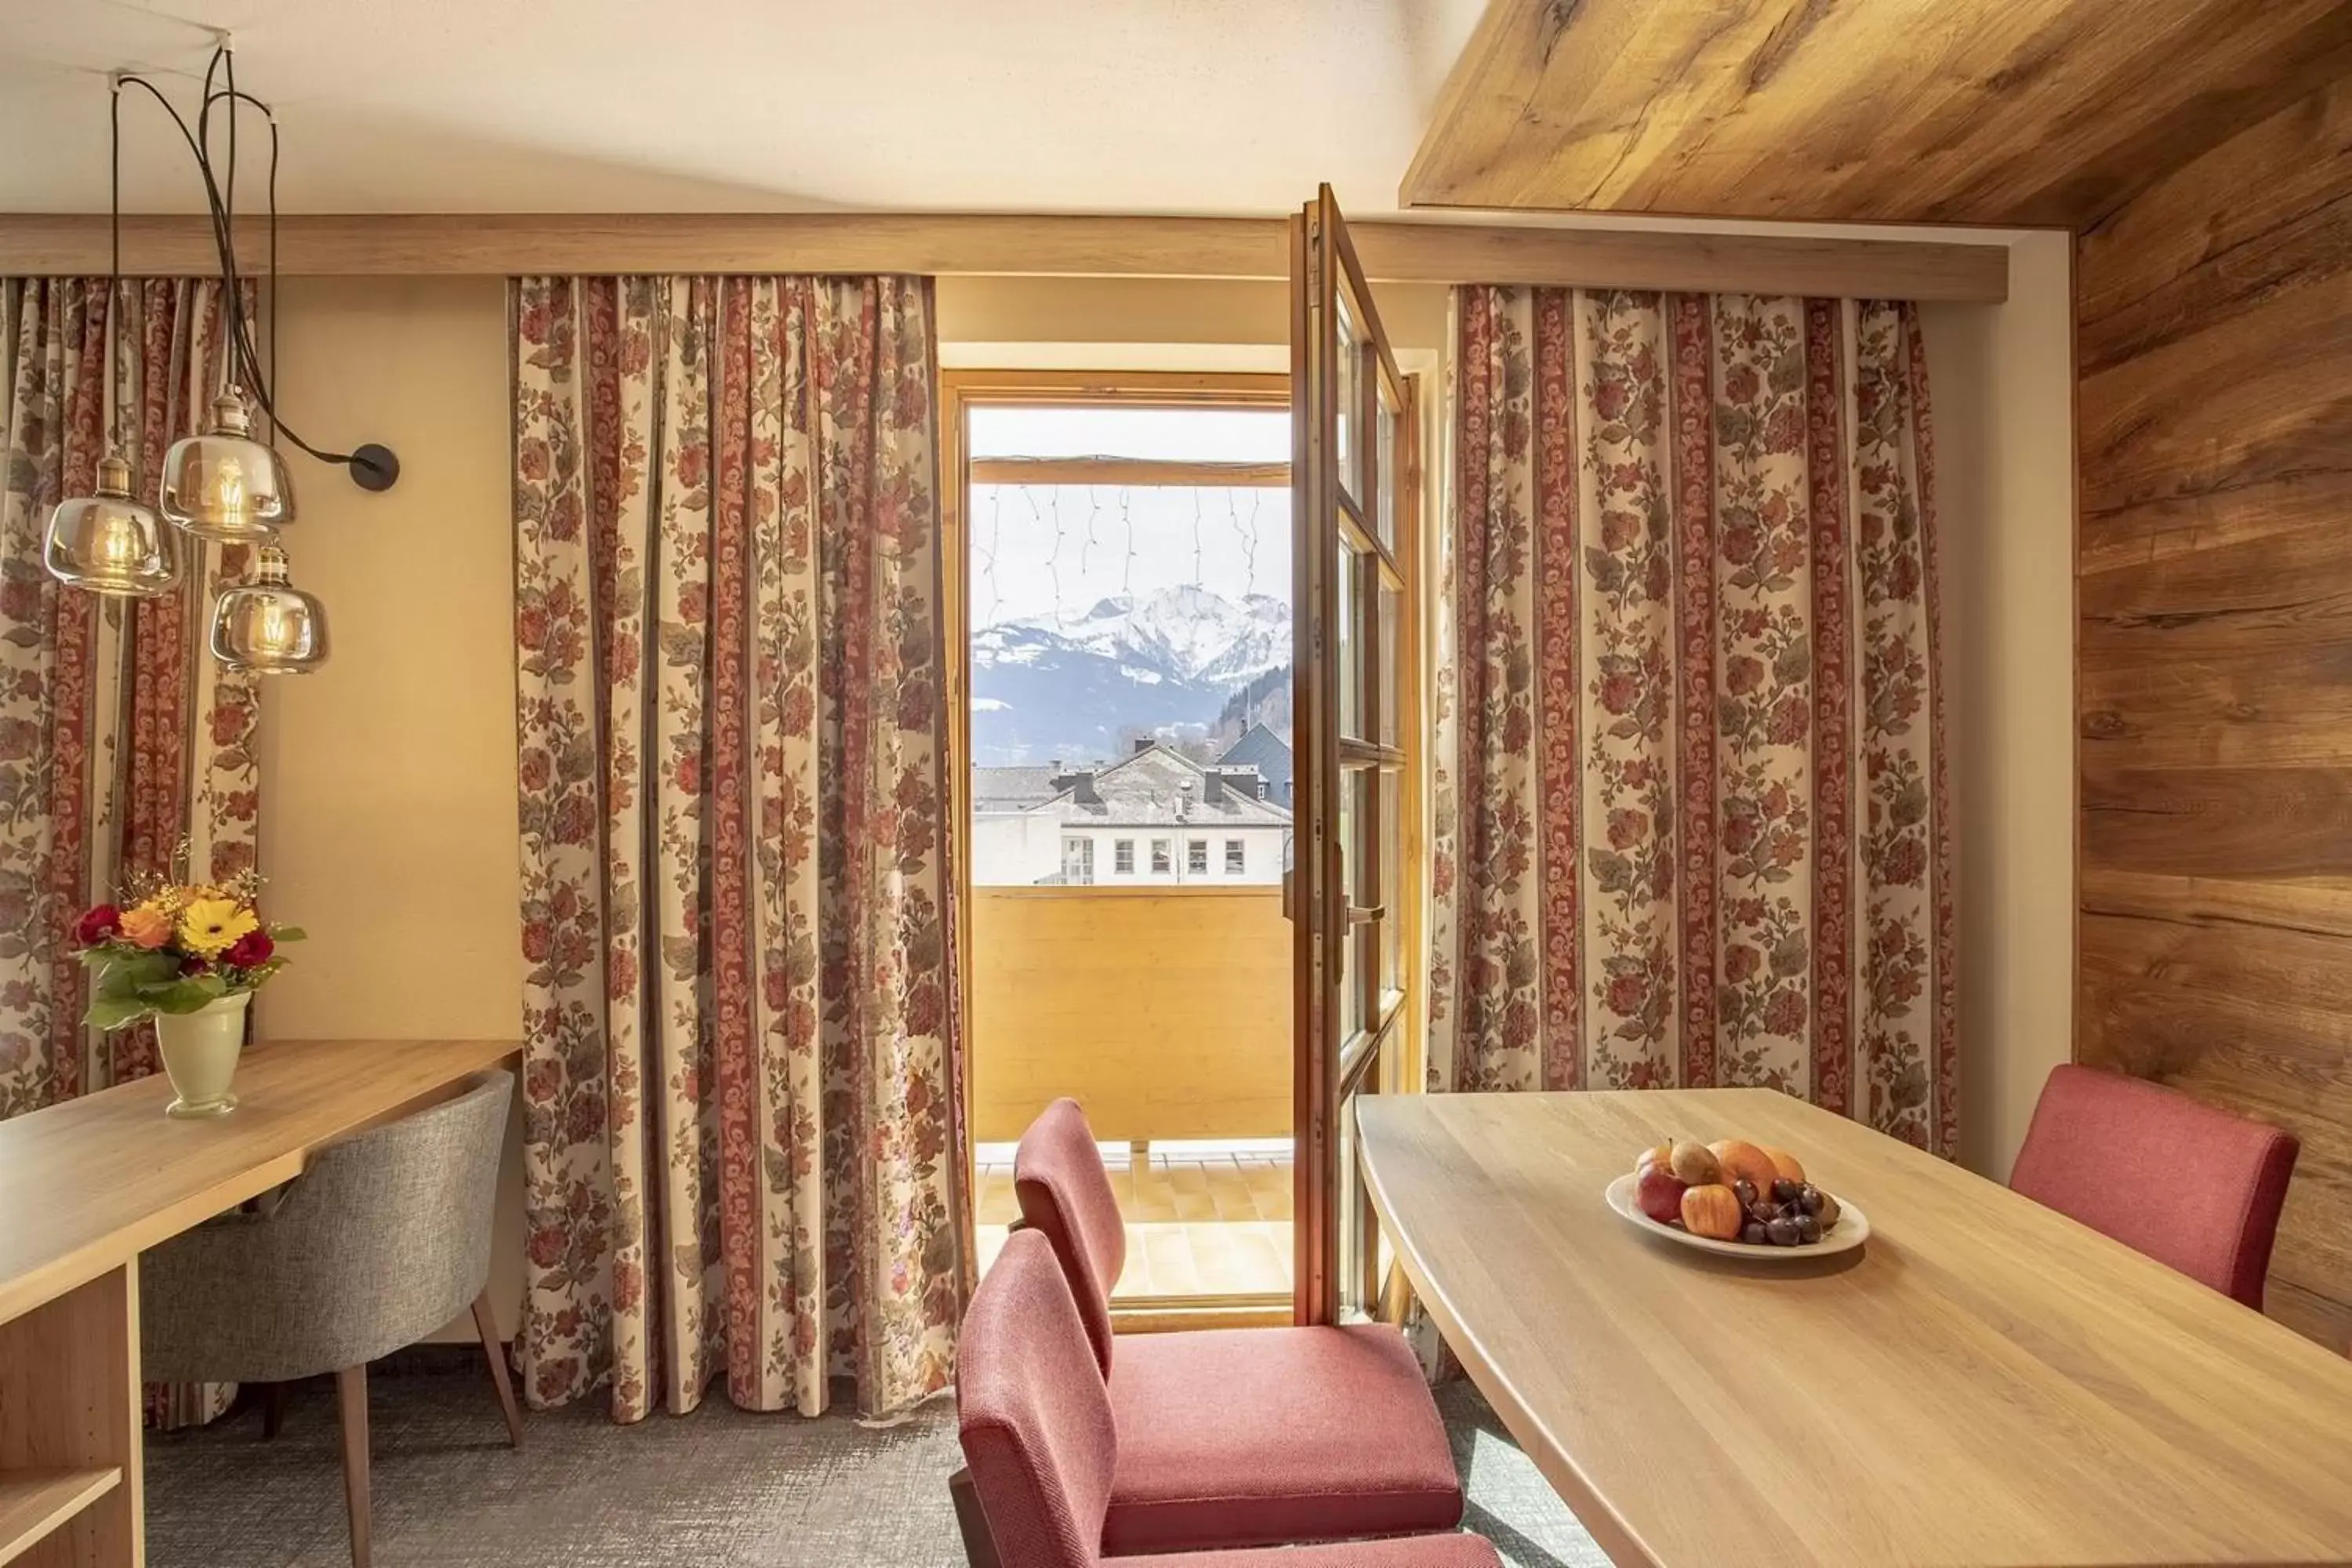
[2077,78,2352,1350]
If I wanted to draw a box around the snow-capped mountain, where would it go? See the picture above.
[1018,586,1290,687]
[971,586,1290,766]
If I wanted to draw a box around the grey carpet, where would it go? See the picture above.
[147,1369,1606,1567]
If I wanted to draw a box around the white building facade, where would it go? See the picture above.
[970,745,1291,887]
[1054,820,1287,886]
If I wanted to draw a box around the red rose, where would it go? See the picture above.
[180,956,212,976]
[223,930,274,969]
[74,904,122,946]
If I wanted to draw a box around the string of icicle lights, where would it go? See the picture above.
[971,484,1276,628]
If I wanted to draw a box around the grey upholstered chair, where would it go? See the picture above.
[142,1069,523,1568]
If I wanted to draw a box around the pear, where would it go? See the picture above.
[1668,1138,1721,1186]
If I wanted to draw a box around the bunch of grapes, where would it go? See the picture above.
[1734,1178,1828,1247]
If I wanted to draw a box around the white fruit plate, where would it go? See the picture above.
[1604,1173,1871,1261]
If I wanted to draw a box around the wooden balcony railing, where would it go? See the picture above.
[967,885,1294,1145]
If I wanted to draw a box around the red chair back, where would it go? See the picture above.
[2010,1065,2297,1309]
[1014,1098,1126,1375]
[956,1229,1117,1568]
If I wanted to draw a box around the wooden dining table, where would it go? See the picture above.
[1358,1088,2352,1568]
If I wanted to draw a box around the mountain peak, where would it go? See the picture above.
[1007,583,1287,685]
[971,582,1294,765]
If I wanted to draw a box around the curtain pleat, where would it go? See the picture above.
[1,275,263,1427]
[1,276,260,1109]
[1431,285,1955,1155]
[512,274,964,1424]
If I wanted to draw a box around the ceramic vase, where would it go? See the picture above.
[156,990,251,1119]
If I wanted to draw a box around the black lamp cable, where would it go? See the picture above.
[107,74,123,462]
[111,45,394,488]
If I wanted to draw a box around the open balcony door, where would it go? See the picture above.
[1290,187,1420,1326]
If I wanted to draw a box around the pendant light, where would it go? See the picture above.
[41,91,177,598]
[45,449,180,597]
[161,390,295,538]
[209,543,328,674]
[45,43,400,677]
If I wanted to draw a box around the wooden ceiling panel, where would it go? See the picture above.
[1406,0,2352,226]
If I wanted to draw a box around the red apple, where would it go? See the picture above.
[1635,1162,1689,1225]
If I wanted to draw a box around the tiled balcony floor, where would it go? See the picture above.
[973,1151,1295,1299]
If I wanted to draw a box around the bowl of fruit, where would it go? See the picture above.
[1605,1138,1868,1260]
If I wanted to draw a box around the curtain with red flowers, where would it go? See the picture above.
[0,278,263,1123]
[510,274,964,1425]
[1428,287,1955,1155]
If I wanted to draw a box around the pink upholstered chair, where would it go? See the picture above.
[957,1228,1498,1568]
[2009,1065,2298,1309]
[1010,1098,1464,1557]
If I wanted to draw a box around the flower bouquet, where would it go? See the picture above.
[74,867,304,1118]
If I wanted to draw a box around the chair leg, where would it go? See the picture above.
[260,1381,286,1441]
[948,1465,1003,1568]
[471,1287,526,1449]
[336,1365,372,1568]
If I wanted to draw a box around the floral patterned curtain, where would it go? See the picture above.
[1428,286,1955,1156]
[0,277,263,1121]
[510,274,964,1425]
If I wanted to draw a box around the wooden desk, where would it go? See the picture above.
[1359,1089,2352,1568]
[0,1037,518,1567]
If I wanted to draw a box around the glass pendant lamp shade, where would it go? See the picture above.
[209,543,328,673]
[161,391,295,539]
[44,451,180,597]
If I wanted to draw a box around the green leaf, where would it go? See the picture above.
[142,975,228,1014]
[84,995,151,1032]
[267,924,308,942]
[93,951,181,996]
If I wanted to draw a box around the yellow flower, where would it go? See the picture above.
[119,902,174,950]
[178,898,259,959]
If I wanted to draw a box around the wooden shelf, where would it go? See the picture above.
[0,1466,123,1566]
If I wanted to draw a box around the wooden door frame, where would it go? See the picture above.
[1290,211,1334,1325]
[1291,188,1425,1326]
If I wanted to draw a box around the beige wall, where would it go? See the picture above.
[257,274,524,1335]
[1919,232,2078,1181]
[936,274,1450,363]
[258,276,521,1041]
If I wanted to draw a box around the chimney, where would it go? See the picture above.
[1178,779,1195,821]
[1203,771,1225,805]
[1051,768,1099,806]
[1133,737,1156,754]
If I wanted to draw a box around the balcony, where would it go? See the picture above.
[969,884,1294,1301]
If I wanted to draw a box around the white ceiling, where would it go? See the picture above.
[0,0,1492,215]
